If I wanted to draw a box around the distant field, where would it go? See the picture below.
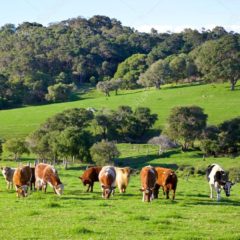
[0,82,240,139]
[1,147,240,240]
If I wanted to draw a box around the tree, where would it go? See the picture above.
[27,108,94,161]
[138,59,171,89]
[114,54,148,89]
[200,125,220,156]
[166,106,208,151]
[3,138,29,161]
[45,83,75,102]
[90,140,120,166]
[191,35,240,90]
[96,81,112,96]
[148,135,178,155]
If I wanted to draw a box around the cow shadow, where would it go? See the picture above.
[188,197,240,206]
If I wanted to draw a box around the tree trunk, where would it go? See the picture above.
[230,78,237,91]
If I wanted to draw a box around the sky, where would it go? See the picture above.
[0,0,239,33]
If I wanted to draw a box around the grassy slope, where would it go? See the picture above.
[0,82,240,139]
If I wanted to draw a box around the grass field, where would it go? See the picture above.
[1,82,240,239]
[1,146,240,240]
[0,82,240,139]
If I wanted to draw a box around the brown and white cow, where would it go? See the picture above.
[99,166,116,199]
[154,167,178,200]
[79,166,102,192]
[13,166,32,197]
[140,166,157,202]
[35,163,64,195]
[1,167,16,189]
[115,167,132,193]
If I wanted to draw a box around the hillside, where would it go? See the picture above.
[0,82,240,139]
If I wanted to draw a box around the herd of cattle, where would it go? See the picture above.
[0,163,235,202]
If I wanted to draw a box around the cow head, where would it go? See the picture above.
[140,188,154,202]
[1,167,10,177]
[101,185,116,199]
[223,181,235,197]
[54,184,64,195]
[17,185,28,197]
[79,177,90,186]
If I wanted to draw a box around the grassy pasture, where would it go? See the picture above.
[0,82,240,139]
[1,146,240,240]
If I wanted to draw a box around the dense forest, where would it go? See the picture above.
[0,15,240,109]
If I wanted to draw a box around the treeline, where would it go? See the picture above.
[0,106,157,164]
[0,15,239,108]
[1,106,240,164]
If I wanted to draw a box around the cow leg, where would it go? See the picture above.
[209,184,214,199]
[90,182,94,192]
[142,192,145,202]
[166,190,170,199]
[172,189,176,200]
[154,184,160,199]
[86,184,90,192]
[216,187,221,201]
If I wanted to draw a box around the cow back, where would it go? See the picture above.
[140,166,157,190]
[81,166,102,183]
[155,167,177,188]
[99,166,116,188]
[13,166,32,186]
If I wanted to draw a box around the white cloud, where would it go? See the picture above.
[135,24,240,33]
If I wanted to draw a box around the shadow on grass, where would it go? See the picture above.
[163,82,206,91]
[188,198,240,206]
[116,152,179,170]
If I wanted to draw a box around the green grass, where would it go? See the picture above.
[1,147,240,239]
[0,82,240,139]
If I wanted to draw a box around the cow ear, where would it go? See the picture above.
[139,188,144,192]
[79,176,82,180]
[231,182,235,186]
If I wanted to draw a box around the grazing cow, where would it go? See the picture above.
[1,167,16,189]
[154,167,178,200]
[35,163,64,195]
[79,166,102,192]
[115,167,132,193]
[140,166,157,202]
[99,166,116,199]
[206,163,234,201]
[13,166,32,197]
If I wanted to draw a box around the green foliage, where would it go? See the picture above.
[114,54,148,89]
[90,140,120,165]
[191,35,240,90]
[166,106,208,150]
[138,59,171,89]
[45,83,75,102]
[3,138,29,161]
[27,108,94,161]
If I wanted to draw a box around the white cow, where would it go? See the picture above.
[206,163,234,201]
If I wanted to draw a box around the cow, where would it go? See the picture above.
[35,163,64,196]
[99,166,116,199]
[1,167,16,189]
[206,163,235,201]
[115,167,132,193]
[79,166,102,192]
[153,167,178,200]
[13,166,32,197]
[140,166,157,202]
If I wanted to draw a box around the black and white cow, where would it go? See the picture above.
[206,163,234,201]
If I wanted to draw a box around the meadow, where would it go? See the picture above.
[1,145,240,240]
[0,82,240,139]
[1,82,240,239]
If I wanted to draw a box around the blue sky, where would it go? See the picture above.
[0,0,239,32]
